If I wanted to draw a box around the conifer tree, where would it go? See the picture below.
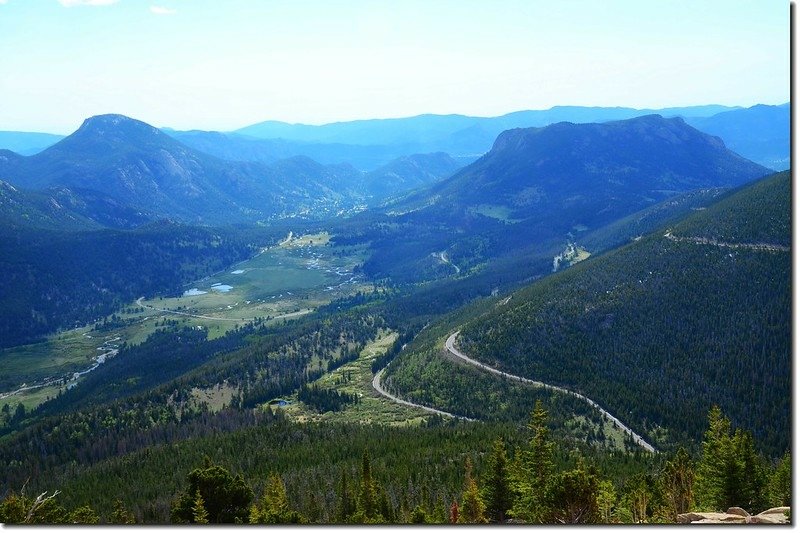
[548,458,601,524]
[662,447,694,518]
[192,490,209,524]
[769,451,791,506]
[695,405,733,510]
[249,473,304,524]
[109,499,136,524]
[354,450,382,523]
[695,406,769,513]
[458,457,488,524]
[483,437,513,522]
[511,401,554,523]
[334,468,355,523]
[596,480,617,523]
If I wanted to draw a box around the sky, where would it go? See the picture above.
[0,0,790,133]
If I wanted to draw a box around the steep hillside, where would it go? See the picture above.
[446,171,790,454]
[0,180,151,231]
[686,104,790,170]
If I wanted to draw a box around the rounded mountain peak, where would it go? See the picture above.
[76,114,163,138]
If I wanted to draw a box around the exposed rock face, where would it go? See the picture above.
[677,507,790,524]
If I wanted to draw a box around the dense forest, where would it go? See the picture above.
[0,404,790,524]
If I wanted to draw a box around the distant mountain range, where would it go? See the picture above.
[0,115,463,225]
[0,131,65,156]
[685,104,790,170]
[1,103,788,171]
[233,104,737,145]
[231,103,788,170]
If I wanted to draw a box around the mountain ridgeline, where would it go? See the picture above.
[0,115,469,224]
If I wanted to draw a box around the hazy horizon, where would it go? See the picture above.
[0,100,792,137]
[0,0,789,134]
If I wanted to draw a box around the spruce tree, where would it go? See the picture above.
[769,451,791,506]
[458,457,488,524]
[334,468,356,522]
[662,447,694,518]
[192,490,209,524]
[511,401,554,523]
[354,450,382,523]
[695,406,770,513]
[483,437,513,522]
[249,473,304,524]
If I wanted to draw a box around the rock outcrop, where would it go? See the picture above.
[677,507,790,524]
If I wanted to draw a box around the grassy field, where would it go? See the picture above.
[282,329,432,426]
[1,233,371,411]
[468,204,523,223]
[0,328,97,390]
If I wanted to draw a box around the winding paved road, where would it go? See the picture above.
[445,331,656,452]
[371,368,474,421]
[664,231,790,253]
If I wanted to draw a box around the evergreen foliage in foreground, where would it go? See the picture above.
[0,405,788,524]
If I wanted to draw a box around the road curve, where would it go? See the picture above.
[371,368,474,421]
[445,331,656,453]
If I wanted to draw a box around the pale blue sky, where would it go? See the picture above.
[0,0,790,133]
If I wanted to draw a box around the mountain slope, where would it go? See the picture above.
[0,115,368,224]
[348,115,769,284]
[364,152,462,201]
[449,171,790,454]
[686,103,790,170]
[0,180,151,231]
[410,115,768,220]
